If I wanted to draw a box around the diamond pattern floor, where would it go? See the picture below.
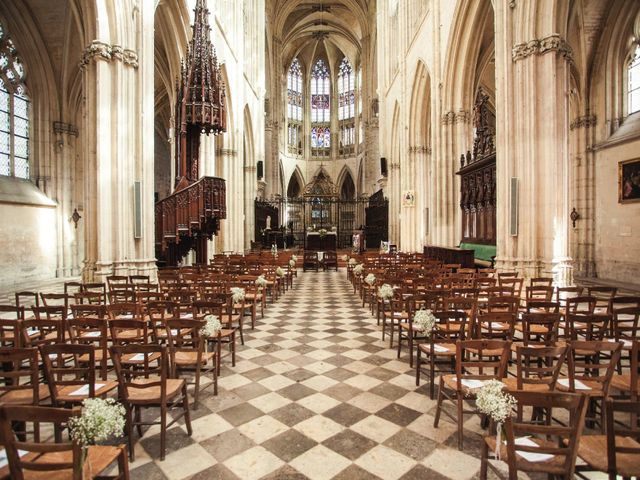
[129,270,487,480]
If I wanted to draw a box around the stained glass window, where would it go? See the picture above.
[0,21,30,179]
[311,126,331,149]
[311,59,330,123]
[287,58,303,121]
[338,58,355,121]
[629,45,640,114]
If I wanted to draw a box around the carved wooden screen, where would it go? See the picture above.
[456,89,496,245]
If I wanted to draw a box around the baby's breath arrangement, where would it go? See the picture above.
[200,314,222,337]
[318,228,327,237]
[275,266,285,277]
[353,264,364,276]
[255,275,268,287]
[341,254,349,262]
[291,254,298,263]
[231,287,245,304]
[414,309,436,334]
[364,273,376,285]
[289,259,296,268]
[68,398,125,446]
[475,379,516,459]
[348,258,357,266]
[378,283,394,300]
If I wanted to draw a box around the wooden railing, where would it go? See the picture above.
[155,176,226,253]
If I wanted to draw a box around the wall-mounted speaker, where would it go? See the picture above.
[134,181,142,239]
[510,177,518,237]
[380,157,388,177]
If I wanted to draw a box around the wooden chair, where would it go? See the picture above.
[0,404,130,479]
[106,275,129,291]
[14,292,39,312]
[525,285,554,303]
[415,310,468,398]
[515,312,560,345]
[498,277,523,298]
[610,340,638,426]
[323,251,338,271]
[39,293,70,313]
[67,317,110,380]
[475,312,515,342]
[40,344,117,407]
[303,251,319,272]
[166,318,217,407]
[21,318,64,349]
[530,277,553,287]
[555,286,583,305]
[82,282,107,304]
[479,391,588,480]
[0,318,22,348]
[587,286,617,315]
[192,301,236,374]
[110,344,192,461]
[564,313,609,341]
[108,285,137,304]
[73,291,104,306]
[433,339,511,449]
[146,301,180,344]
[576,398,640,480]
[70,304,105,320]
[63,281,83,296]
[557,340,622,430]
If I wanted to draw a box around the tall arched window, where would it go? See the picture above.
[287,58,303,155]
[0,23,30,179]
[311,59,330,156]
[338,57,355,155]
[629,44,640,115]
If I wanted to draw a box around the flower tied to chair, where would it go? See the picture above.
[414,309,436,334]
[364,273,376,286]
[353,264,364,276]
[341,254,349,262]
[348,258,357,266]
[377,283,394,300]
[69,398,126,447]
[475,379,516,460]
[289,259,296,268]
[200,314,222,337]
[255,275,267,288]
[275,267,285,277]
[231,287,246,304]
[291,254,298,263]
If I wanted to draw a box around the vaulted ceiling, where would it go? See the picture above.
[269,0,373,74]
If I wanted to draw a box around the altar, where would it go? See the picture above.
[305,231,337,251]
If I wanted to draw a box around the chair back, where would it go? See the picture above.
[22,318,64,347]
[565,313,609,341]
[455,340,511,389]
[530,277,553,287]
[63,281,83,295]
[604,398,640,480]
[476,312,515,341]
[67,317,109,380]
[525,301,560,313]
[612,307,640,341]
[514,344,567,390]
[503,391,588,479]
[0,318,22,347]
[0,347,40,405]
[40,344,97,403]
[0,405,86,480]
[39,293,70,311]
[109,319,150,345]
[567,340,622,395]
[487,295,519,314]
[432,311,468,342]
[526,286,554,302]
[70,304,105,319]
[555,286,584,305]
[520,313,561,345]
[107,303,141,320]
[14,292,39,310]
[110,344,168,405]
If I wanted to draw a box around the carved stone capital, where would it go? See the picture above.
[455,110,470,124]
[53,121,79,137]
[441,111,455,125]
[80,40,139,70]
[512,34,573,63]
[570,115,597,130]
[408,145,432,154]
[216,148,238,157]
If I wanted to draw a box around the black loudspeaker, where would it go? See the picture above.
[380,157,388,177]
[257,161,264,179]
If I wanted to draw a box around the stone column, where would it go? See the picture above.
[494,1,574,285]
[80,2,156,282]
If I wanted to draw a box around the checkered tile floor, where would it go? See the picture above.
[127,270,489,480]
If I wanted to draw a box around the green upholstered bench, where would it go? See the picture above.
[459,243,496,268]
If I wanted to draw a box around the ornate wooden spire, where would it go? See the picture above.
[175,0,227,185]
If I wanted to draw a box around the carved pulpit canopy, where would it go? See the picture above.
[174,0,227,186]
[178,0,227,135]
[303,168,337,198]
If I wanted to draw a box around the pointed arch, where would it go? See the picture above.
[287,166,304,198]
[243,105,254,166]
[337,166,356,200]
[408,61,432,150]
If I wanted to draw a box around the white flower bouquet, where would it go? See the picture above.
[289,259,296,268]
[276,266,285,277]
[69,398,125,446]
[255,275,268,287]
[414,309,436,334]
[378,283,394,300]
[200,314,222,337]
[353,264,364,275]
[291,254,298,262]
[348,258,357,266]
[231,287,245,304]
[318,228,327,237]
[365,273,376,285]
[341,254,349,262]
[475,379,516,459]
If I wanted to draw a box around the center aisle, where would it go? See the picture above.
[131,270,482,480]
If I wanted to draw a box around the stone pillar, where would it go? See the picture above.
[80,2,157,282]
[494,1,574,285]
[244,164,257,250]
